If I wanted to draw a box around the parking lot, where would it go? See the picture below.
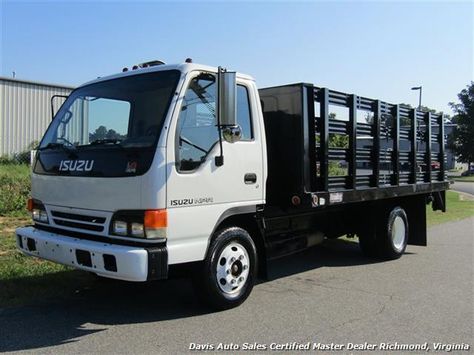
[1,217,472,354]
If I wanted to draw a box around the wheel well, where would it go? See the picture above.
[212,214,267,279]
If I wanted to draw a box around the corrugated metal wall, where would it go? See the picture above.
[0,77,74,156]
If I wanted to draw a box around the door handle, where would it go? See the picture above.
[244,173,257,184]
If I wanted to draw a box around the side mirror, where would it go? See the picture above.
[217,67,237,127]
[51,94,69,121]
[214,67,239,166]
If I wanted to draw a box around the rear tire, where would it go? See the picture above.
[358,206,408,260]
[193,226,257,310]
[377,206,408,259]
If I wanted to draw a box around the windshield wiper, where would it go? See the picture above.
[180,136,208,154]
[90,138,121,145]
[38,142,76,152]
[89,138,124,148]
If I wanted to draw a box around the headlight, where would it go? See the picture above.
[39,210,48,222]
[113,220,127,235]
[28,198,49,224]
[131,222,145,238]
[110,210,166,240]
[32,209,40,221]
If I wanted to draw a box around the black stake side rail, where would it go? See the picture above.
[310,85,447,193]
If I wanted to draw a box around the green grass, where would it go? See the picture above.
[452,175,474,182]
[0,165,92,307]
[0,217,67,279]
[0,216,92,307]
[427,190,474,226]
[0,164,31,217]
[0,163,30,175]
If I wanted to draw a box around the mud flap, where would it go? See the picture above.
[432,190,446,212]
[406,195,427,246]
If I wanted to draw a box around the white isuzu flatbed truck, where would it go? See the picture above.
[16,60,448,309]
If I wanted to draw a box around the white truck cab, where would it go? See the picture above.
[16,60,448,309]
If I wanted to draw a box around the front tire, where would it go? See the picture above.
[194,227,257,310]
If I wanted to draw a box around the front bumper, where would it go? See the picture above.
[16,226,167,282]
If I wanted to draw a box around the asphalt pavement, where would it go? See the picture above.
[451,181,474,196]
[1,217,473,354]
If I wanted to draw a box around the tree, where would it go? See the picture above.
[419,105,437,114]
[399,103,439,126]
[106,129,122,140]
[89,126,126,142]
[400,103,437,113]
[89,125,108,142]
[448,82,474,168]
[329,133,349,149]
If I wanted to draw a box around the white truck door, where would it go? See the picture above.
[165,72,264,264]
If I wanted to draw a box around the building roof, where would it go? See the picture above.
[0,76,75,90]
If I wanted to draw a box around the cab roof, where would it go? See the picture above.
[81,62,255,88]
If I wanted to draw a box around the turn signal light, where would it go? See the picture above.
[144,210,167,228]
[144,210,167,239]
[27,198,34,212]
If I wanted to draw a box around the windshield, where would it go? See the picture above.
[40,70,180,150]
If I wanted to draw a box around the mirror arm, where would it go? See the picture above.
[215,120,225,166]
[215,138,224,166]
[215,66,225,167]
[51,94,69,121]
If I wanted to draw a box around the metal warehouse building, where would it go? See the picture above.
[0,77,74,156]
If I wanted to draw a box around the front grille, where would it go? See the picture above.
[53,219,104,232]
[51,211,106,224]
[51,210,106,233]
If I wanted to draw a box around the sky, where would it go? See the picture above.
[1,0,473,115]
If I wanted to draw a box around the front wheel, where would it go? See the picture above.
[193,227,257,310]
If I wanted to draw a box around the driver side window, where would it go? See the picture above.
[176,74,218,172]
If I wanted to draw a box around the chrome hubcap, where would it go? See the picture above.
[392,216,406,252]
[216,242,250,294]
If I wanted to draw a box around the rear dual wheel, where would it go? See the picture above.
[358,206,408,260]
